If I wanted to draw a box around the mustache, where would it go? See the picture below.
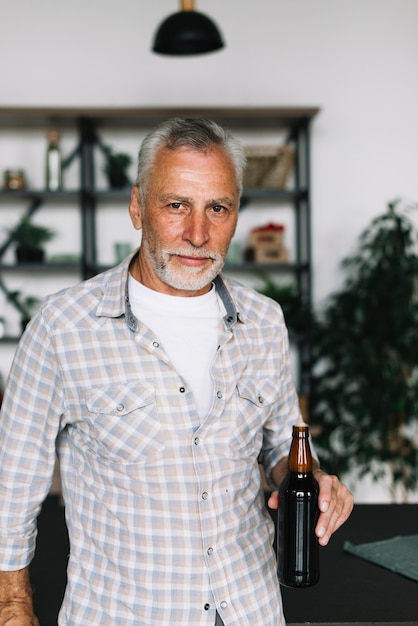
[162,246,223,261]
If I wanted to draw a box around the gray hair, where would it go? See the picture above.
[135,117,246,203]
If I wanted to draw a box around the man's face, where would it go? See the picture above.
[129,144,239,296]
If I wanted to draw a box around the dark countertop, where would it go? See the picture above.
[31,500,418,625]
[279,503,418,624]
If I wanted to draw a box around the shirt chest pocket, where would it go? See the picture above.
[237,378,277,409]
[85,383,165,464]
[232,378,278,456]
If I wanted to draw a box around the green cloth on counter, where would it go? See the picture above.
[344,534,418,582]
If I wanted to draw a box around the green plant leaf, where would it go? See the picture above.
[311,200,418,496]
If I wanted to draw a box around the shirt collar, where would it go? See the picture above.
[95,252,243,332]
[94,254,133,321]
[213,275,244,329]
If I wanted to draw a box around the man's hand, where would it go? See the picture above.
[0,601,39,626]
[268,469,354,547]
[0,568,39,626]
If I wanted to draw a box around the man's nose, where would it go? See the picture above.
[183,212,210,247]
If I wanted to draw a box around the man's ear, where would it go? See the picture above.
[129,186,143,230]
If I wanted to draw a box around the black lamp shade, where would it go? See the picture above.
[152,10,224,55]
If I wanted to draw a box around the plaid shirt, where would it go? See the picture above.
[0,256,301,625]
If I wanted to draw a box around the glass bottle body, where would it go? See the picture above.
[278,471,319,587]
[46,131,63,191]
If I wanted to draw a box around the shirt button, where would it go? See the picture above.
[152,341,159,348]
[220,601,228,609]
[179,387,186,393]
[116,403,124,411]
[202,491,208,500]
[216,390,222,399]
[194,437,200,445]
[207,547,213,555]
[258,395,264,404]
[204,603,210,610]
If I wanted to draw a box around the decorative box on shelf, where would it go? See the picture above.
[245,222,288,264]
[243,144,294,189]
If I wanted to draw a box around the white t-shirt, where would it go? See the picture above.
[128,275,221,420]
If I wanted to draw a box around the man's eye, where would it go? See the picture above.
[212,205,225,214]
[170,202,182,209]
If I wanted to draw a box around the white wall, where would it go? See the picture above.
[1,0,418,502]
[2,0,417,301]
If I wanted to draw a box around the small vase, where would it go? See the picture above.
[16,245,45,263]
[107,172,130,189]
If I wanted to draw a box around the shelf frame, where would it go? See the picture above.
[0,106,319,397]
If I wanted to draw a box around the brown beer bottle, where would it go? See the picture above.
[278,423,319,587]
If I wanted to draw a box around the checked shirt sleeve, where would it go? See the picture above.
[258,303,303,485]
[0,308,64,570]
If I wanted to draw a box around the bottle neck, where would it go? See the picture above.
[288,425,313,473]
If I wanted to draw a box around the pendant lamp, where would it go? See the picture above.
[152,0,225,56]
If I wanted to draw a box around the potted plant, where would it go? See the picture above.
[310,199,418,502]
[7,214,56,263]
[7,290,40,332]
[102,144,132,189]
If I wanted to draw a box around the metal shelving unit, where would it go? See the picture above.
[0,106,319,395]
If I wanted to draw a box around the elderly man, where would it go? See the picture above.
[0,118,353,626]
